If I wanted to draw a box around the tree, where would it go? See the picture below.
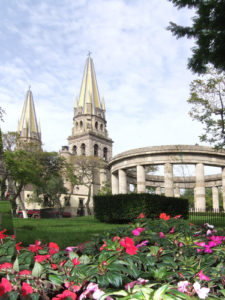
[187,67,225,148]
[69,156,106,215]
[167,0,225,73]
[30,152,68,209]
[2,131,19,151]
[4,150,42,216]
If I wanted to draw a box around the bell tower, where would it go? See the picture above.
[17,88,42,150]
[67,54,113,161]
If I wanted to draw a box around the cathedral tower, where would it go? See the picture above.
[17,88,42,149]
[67,54,113,161]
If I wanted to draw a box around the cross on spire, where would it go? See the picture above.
[87,51,92,57]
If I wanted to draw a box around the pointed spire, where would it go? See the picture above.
[18,88,41,143]
[101,97,105,111]
[78,54,103,114]
[74,96,78,108]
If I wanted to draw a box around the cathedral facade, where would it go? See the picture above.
[17,55,113,214]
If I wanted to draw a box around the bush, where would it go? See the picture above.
[0,200,14,234]
[94,193,188,223]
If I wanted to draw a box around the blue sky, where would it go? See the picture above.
[0,0,205,160]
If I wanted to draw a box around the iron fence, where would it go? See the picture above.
[188,209,225,226]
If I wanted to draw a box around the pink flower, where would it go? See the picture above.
[193,282,210,299]
[198,270,210,281]
[34,254,51,263]
[177,280,190,293]
[99,240,107,251]
[174,214,182,219]
[159,232,165,238]
[169,227,175,234]
[49,242,60,255]
[137,212,145,219]
[0,262,13,270]
[72,257,80,266]
[79,283,104,300]
[19,270,32,276]
[52,290,77,300]
[21,282,33,297]
[0,278,12,296]
[132,227,145,236]
[66,246,77,252]
[136,240,148,248]
[0,229,8,239]
[179,242,183,247]
[120,237,138,255]
[28,240,42,253]
[125,278,149,290]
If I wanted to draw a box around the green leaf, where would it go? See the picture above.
[79,255,90,264]
[13,256,19,272]
[28,293,40,300]
[32,261,44,278]
[7,291,20,300]
[153,284,169,300]
[69,251,79,260]
[49,274,64,286]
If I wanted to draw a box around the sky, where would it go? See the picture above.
[0,0,207,164]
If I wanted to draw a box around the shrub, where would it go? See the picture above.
[94,193,188,223]
[0,201,14,235]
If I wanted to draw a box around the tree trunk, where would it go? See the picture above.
[18,194,28,219]
[85,184,92,215]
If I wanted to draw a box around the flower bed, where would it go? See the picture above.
[0,213,225,299]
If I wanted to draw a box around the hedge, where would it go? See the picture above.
[0,200,14,234]
[94,193,188,223]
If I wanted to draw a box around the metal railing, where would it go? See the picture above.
[188,209,225,226]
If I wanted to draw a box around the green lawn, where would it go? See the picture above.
[13,216,124,249]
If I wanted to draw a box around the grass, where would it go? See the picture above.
[13,216,125,249]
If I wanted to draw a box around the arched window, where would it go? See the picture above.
[80,120,83,129]
[81,143,86,156]
[95,122,98,130]
[94,144,98,157]
[72,145,77,155]
[103,147,108,161]
[100,124,103,131]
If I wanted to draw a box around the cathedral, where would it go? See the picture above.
[17,55,113,215]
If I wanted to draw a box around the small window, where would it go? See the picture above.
[72,145,77,155]
[80,120,83,129]
[100,124,103,131]
[103,147,108,161]
[94,144,98,156]
[81,143,86,156]
[95,122,98,130]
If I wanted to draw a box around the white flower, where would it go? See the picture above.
[193,282,210,299]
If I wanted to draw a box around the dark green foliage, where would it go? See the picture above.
[168,0,225,73]
[0,200,14,234]
[94,193,189,223]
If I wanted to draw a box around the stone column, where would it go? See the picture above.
[174,184,180,198]
[164,163,174,197]
[111,173,119,195]
[195,163,206,211]
[155,186,161,195]
[222,167,225,211]
[118,169,127,194]
[137,165,146,193]
[212,185,219,211]
[100,169,107,188]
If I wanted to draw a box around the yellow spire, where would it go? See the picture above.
[78,54,102,114]
[18,88,41,141]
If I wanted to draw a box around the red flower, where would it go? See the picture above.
[28,240,42,253]
[51,264,58,270]
[99,240,107,251]
[72,257,80,266]
[60,260,67,267]
[34,254,51,263]
[19,270,32,276]
[137,212,145,219]
[113,236,120,242]
[16,242,24,253]
[0,278,12,296]
[0,262,13,270]
[120,237,138,255]
[49,242,60,255]
[52,290,77,300]
[0,229,8,239]
[159,213,170,220]
[174,214,182,219]
[21,282,33,297]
